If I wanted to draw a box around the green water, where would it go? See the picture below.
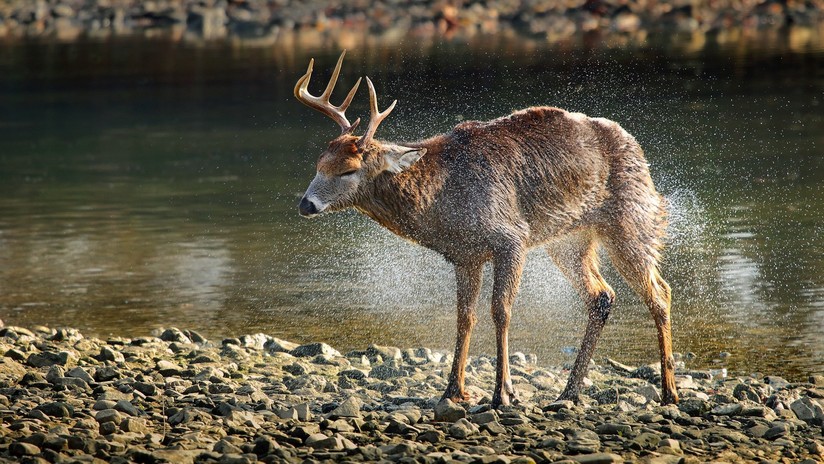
[1,35,822,379]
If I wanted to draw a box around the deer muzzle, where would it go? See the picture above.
[299,196,320,217]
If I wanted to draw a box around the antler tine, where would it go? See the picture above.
[359,76,397,146]
[294,50,361,134]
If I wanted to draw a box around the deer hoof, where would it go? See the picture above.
[442,386,470,403]
[557,389,582,404]
[661,389,679,405]
[492,391,519,409]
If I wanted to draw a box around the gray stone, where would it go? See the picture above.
[327,418,355,433]
[45,365,65,383]
[483,420,507,435]
[114,400,141,417]
[677,397,708,416]
[417,429,444,443]
[448,417,479,438]
[570,453,623,464]
[283,363,308,376]
[329,396,362,418]
[710,402,743,416]
[370,364,408,379]
[159,328,192,344]
[434,399,466,422]
[658,438,681,451]
[706,426,748,443]
[633,432,663,449]
[764,422,789,440]
[10,442,41,456]
[306,434,343,450]
[567,429,601,454]
[530,375,558,390]
[35,401,74,418]
[120,417,148,433]
[471,409,499,425]
[635,384,662,403]
[4,348,27,361]
[28,408,50,421]
[746,424,770,438]
[339,368,367,380]
[238,333,269,350]
[294,403,312,421]
[168,407,210,426]
[27,350,75,367]
[95,366,121,382]
[275,406,297,420]
[366,344,402,361]
[66,366,95,384]
[99,346,125,363]
[592,388,619,404]
[95,409,122,424]
[94,399,117,410]
[133,381,158,396]
[291,342,341,358]
[156,360,183,376]
[645,456,684,464]
[544,400,575,412]
[764,375,790,389]
[99,421,118,435]
[213,439,244,454]
[380,443,417,456]
[733,383,762,402]
[595,423,632,436]
[285,374,327,392]
[790,397,824,424]
[263,337,299,353]
[631,364,661,382]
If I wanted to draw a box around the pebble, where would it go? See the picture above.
[448,417,479,438]
[291,342,341,358]
[328,396,362,418]
[1,324,823,463]
[434,399,466,422]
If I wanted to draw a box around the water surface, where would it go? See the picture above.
[1,35,822,379]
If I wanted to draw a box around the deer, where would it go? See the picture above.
[293,51,678,407]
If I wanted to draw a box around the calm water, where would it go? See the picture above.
[1,35,822,379]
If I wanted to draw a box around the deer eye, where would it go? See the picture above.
[339,170,358,177]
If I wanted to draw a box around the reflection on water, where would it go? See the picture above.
[0,35,823,379]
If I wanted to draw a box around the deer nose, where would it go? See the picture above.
[299,197,319,217]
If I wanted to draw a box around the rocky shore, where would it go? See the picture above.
[1,0,824,44]
[1,323,823,464]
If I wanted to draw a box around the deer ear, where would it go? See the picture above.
[383,146,426,174]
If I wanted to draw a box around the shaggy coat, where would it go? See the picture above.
[294,52,677,406]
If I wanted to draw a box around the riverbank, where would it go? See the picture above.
[1,323,823,463]
[1,0,824,47]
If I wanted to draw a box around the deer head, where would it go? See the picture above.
[294,51,426,217]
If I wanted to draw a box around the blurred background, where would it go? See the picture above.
[0,1,822,380]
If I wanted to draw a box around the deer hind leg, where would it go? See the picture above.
[602,231,679,405]
[490,241,527,408]
[548,233,615,402]
[442,262,483,403]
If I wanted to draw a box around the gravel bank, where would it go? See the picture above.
[1,323,823,463]
[1,0,823,43]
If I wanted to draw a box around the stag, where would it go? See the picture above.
[293,51,678,407]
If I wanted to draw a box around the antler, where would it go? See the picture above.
[358,76,397,147]
[294,50,362,134]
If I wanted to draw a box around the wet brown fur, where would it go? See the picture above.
[313,106,678,407]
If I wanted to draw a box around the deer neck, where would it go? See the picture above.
[354,146,443,242]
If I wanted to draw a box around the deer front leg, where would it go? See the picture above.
[442,262,483,403]
[490,243,526,408]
